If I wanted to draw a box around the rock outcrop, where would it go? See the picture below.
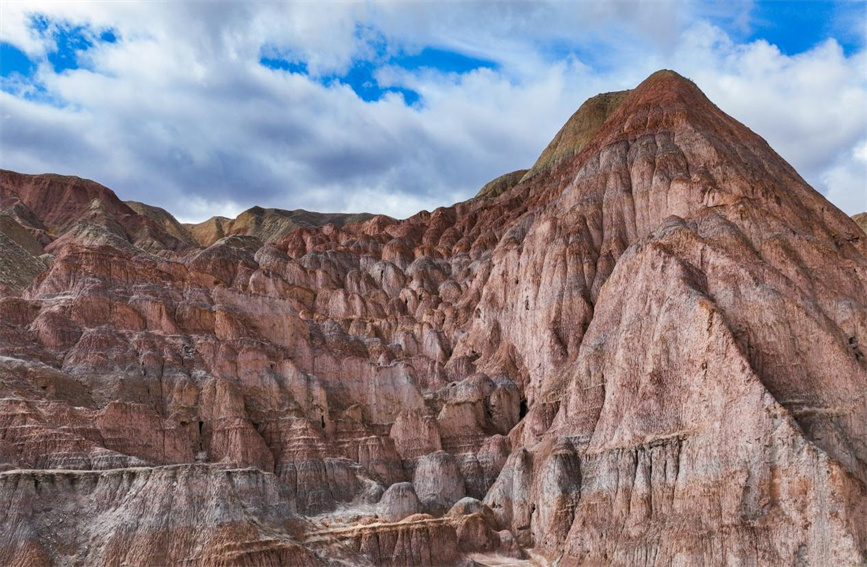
[125,200,200,246]
[185,206,375,246]
[0,231,47,295]
[377,482,422,522]
[474,170,529,201]
[0,70,864,566]
[413,450,467,514]
[0,464,322,566]
[520,89,629,181]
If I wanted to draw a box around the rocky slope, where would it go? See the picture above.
[0,70,864,566]
[125,201,201,247]
[184,206,376,247]
[474,170,529,201]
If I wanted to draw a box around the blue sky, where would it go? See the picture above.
[0,1,865,220]
[745,0,864,55]
[260,30,498,106]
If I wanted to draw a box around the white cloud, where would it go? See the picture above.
[823,139,867,215]
[0,1,865,221]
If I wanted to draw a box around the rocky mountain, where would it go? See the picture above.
[127,199,375,248]
[183,206,376,247]
[0,70,864,566]
[125,200,201,247]
[854,212,867,235]
[474,170,528,200]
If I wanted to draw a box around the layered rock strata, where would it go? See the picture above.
[0,70,864,566]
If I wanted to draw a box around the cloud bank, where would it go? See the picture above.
[0,1,865,221]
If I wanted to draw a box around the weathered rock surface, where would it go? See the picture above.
[0,70,865,566]
[0,464,322,567]
[309,515,460,566]
[185,206,375,246]
[474,170,529,201]
[413,450,467,514]
[125,200,200,246]
[378,481,422,522]
[520,89,629,181]
[0,212,45,255]
[0,232,47,295]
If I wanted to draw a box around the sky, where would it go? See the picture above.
[0,1,865,222]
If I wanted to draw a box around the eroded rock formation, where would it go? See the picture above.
[0,70,864,566]
[181,206,375,247]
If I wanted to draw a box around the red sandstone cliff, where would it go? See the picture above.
[0,70,864,566]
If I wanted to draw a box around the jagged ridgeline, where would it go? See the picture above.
[0,70,865,566]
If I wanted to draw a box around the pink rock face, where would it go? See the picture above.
[0,70,865,566]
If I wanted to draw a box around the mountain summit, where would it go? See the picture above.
[0,70,864,566]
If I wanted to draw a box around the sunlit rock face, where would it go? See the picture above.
[0,70,865,566]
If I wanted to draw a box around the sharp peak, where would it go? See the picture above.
[523,70,716,181]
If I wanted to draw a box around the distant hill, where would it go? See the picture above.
[183,206,375,246]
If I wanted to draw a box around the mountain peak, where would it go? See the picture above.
[522,70,709,184]
[625,68,711,112]
[641,68,693,84]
